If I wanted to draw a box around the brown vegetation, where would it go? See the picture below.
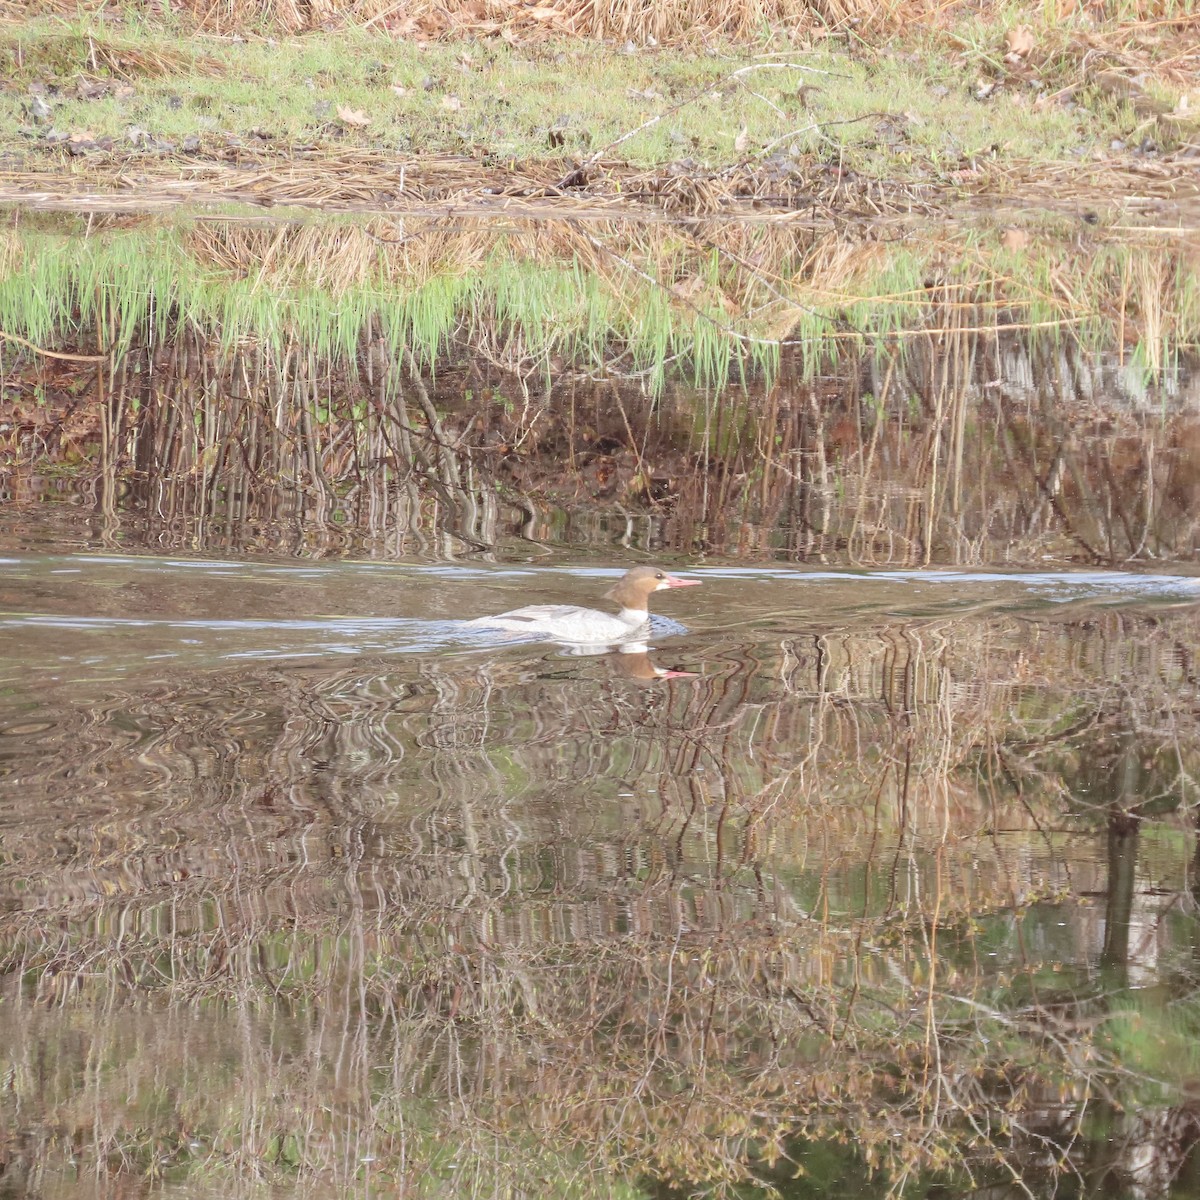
[10,0,1200,39]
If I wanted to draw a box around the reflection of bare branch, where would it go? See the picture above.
[8,326,1198,567]
[0,592,1198,1196]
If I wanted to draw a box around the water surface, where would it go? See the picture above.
[4,338,1200,1197]
[3,513,1200,1198]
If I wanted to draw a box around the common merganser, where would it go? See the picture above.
[464,566,700,645]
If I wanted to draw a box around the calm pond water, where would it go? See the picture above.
[3,346,1200,1198]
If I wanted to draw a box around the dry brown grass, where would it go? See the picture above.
[3,0,979,38]
[13,0,1200,38]
[4,141,1195,227]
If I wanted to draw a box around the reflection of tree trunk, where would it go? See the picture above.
[1078,1094,1123,1198]
[1101,817,1138,974]
[1191,822,1200,914]
[1101,724,1142,975]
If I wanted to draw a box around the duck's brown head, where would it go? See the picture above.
[603,565,700,613]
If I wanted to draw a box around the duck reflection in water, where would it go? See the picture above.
[612,650,696,682]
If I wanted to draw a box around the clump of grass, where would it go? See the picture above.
[0,23,220,83]
[0,217,769,384]
[2,213,1197,392]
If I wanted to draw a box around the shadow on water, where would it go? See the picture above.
[1,335,1200,1198]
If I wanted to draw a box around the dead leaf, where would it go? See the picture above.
[381,15,420,35]
[671,275,705,300]
[1005,24,1036,58]
[527,4,571,28]
[336,105,371,126]
[442,95,462,111]
[1168,93,1193,120]
[390,84,408,97]
[734,125,749,153]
